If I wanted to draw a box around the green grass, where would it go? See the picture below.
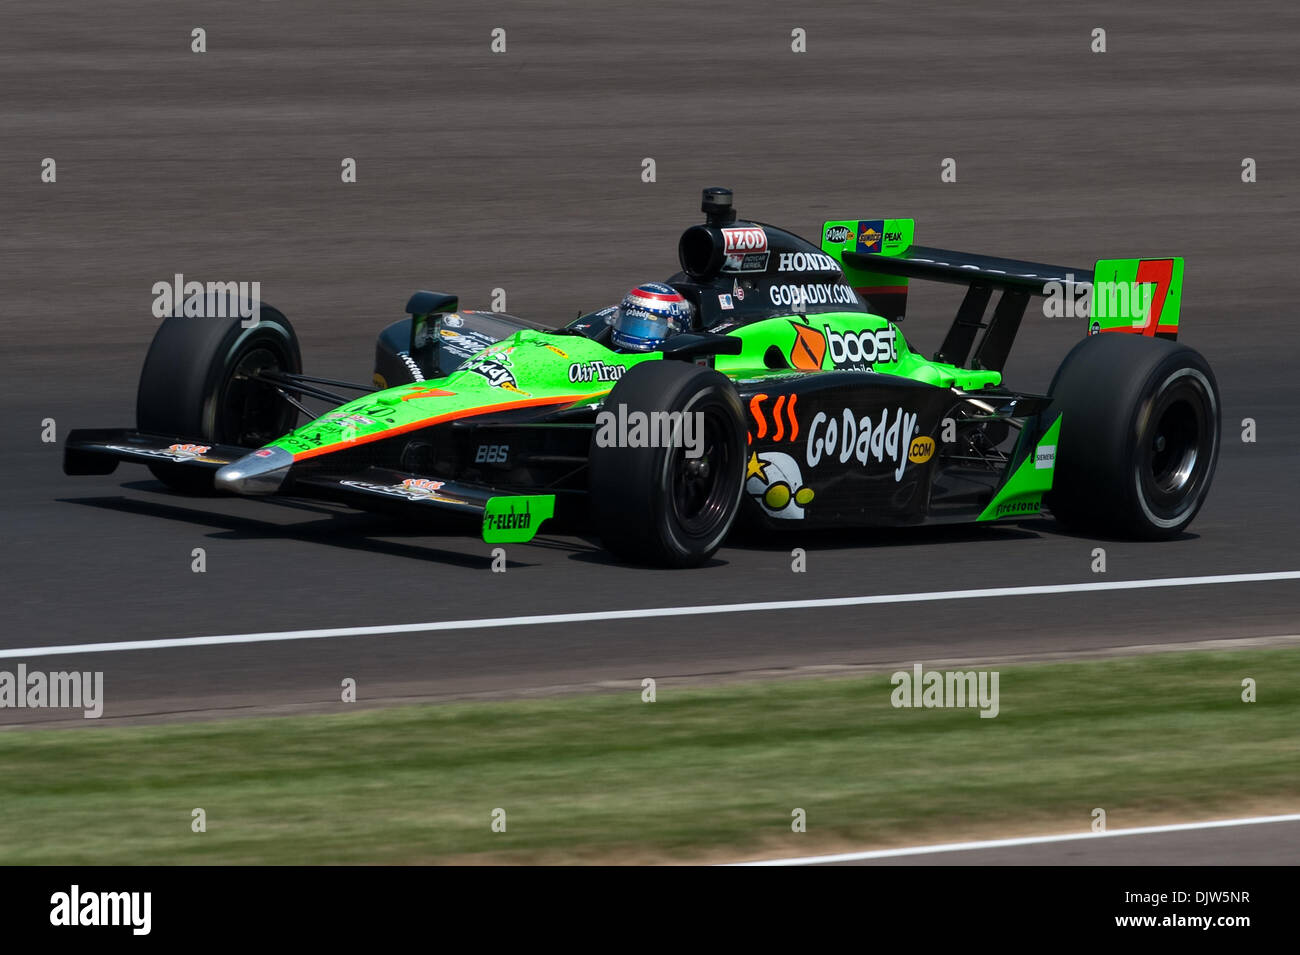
[1,648,1297,864]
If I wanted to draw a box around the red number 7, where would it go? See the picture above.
[1134,259,1174,335]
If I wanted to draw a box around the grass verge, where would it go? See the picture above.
[1,648,1297,863]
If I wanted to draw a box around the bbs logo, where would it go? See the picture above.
[824,325,897,367]
[475,443,509,465]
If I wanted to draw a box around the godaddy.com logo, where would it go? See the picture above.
[594,404,705,459]
[890,663,999,718]
[151,274,261,327]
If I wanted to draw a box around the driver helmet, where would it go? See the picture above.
[609,283,692,352]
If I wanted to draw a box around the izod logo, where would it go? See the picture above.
[908,436,935,463]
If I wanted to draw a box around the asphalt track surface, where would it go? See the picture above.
[755,816,1300,866]
[836,820,1300,866]
[2,0,1298,752]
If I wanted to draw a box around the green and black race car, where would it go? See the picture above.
[64,188,1220,566]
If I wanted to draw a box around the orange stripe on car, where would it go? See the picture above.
[290,392,605,461]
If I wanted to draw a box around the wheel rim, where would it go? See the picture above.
[669,404,738,539]
[1149,399,1199,495]
[218,345,293,447]
[1136,369,1216,525]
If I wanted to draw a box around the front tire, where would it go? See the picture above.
[588,360,747,567]
[136,304,301,492]
[1046,333,1220,539]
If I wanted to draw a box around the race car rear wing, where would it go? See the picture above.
[821,218,1183,372]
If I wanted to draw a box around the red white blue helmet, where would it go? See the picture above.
[609,283,692,352]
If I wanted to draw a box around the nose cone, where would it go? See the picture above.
[215,447,293,495]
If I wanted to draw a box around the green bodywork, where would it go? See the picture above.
[262,235,1060,542]
[268,314,1004,465]
[977,415,1061,522]
[1091,257,1185,334]
[820,216,915,304]
[483,495,556,544]
[267,332,654,462]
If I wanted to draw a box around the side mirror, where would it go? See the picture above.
[661,332,743,362]
[405,291,460,366]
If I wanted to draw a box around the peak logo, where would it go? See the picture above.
[825,325,897,368]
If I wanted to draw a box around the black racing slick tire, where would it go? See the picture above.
[588,360,747,567]
[1045,333,1220,540]
[136,303,302,492]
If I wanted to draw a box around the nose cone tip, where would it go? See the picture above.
[215,447,292,495]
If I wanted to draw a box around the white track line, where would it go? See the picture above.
[2,570,1297,660]
[729,812,1300,866]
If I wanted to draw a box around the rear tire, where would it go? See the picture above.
[136,304,301,492]
[1046,333,1220,539]
[588,360,747,567]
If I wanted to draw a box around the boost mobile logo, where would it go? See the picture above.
[825,325,897,367]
